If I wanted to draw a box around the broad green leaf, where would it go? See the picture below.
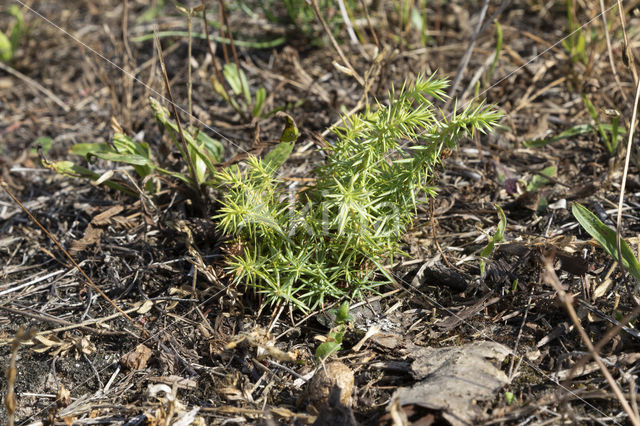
[155,166,194,186]
[189,143,209,183]
[335,301,353,324]
[211,76,230,102]
[7,5,23,53]
[264,142,294,173]
[41,160,135,195]
[195,130,224,162]
[238,66,252,105]
[30,136,52,156]
[279,113,299,144]
[72,136,154,180]
[89,151,150,166]
[112,133,150,157]
[572,203,640,281]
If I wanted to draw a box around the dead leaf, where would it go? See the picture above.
[56,385,71,408]
[121,344,153,370]
[69,224,103,253]
[392,341,511,426]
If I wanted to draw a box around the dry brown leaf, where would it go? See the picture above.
[69,224,103,253]
[121,344,153,370]
[56,385,71,408]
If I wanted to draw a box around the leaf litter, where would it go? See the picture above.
[1,1,640,425]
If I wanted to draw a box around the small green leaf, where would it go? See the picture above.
[30,136,52,156]
[195,130,224,162]
[238,66,252,105]
[315,340,341,361]
[0,31,13,62]
[253,87,266,118]
[480,205,507,276]
[278,113,299,144]
[572,203,640,281]
[7,5,23,53]
[223,63,243,95]
[505,391,516,405]
[89,151,151,166]
[264,142,294,173]
[480,205,506,258]
[335,302,353,324]
[211,76,230,102]
[70,142,112,156]
[41,159,135,195]
[263,113,299,172]
[526,165,555,192]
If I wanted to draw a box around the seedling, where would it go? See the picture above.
[504,391,516,405]
[315,302,354,361]
[212,63,271,119]
[582,95,623,156]
[216,74,501,311]
[0,5,24,62]
[44,98,224,195]
[480,205,507,277]
[572,203,640,282]
[562,0,587,64]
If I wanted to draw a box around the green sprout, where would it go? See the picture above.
[0,5,24,62]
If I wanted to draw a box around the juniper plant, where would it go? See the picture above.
[215,74,501,312]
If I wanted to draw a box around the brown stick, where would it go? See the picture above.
[153,32,201,196]
[202,0,237,117]
[614,63,640,307]
[308,0,364,86]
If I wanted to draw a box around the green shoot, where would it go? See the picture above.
[212,63,273,119]
[572,203,640,282]
[582,95,623,155]
[485,20,503,86]
[562,0,587,64]
[216,74,501,311]
[45,98,224,195]
[0,5,24,62]
[315,301,353,361]
[480,205,507,277]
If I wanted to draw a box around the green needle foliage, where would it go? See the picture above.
[215,74,501,312]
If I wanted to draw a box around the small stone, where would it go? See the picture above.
[307,361,354,408]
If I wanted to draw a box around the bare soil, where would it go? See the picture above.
[2,1,640,424]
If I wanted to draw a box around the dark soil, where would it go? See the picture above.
[2,0,640,424]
